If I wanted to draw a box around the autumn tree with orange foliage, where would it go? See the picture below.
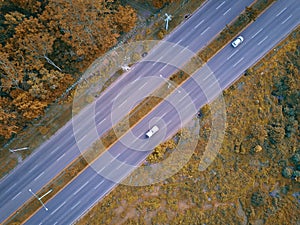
[0,0,137,141]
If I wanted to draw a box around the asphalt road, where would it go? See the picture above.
[24,0,300,224]
[0,0,256,223]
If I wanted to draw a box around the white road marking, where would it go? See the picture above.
[5,183,17,194]
[56,153,66,162]
[216,1,225,10]
[34,171,45,181]
[257,36,268,46]
[177,39,183,44]
[53,222,58,225]
[161,112,167,118]
[200,27,210,35]
[12,191,22,200]
[281,14,292,24]
[227,50,239,60]
[194,19,205,29]
[179,95,187,103]
[233,57,244,68]
[223,8,231,16]
[99,118,106,125]
[29,165,38,173]
[276,7,287,17]
[49,147,59,156]
[118,99,127,108]
[138,82,147,91]
[73,180,89,195]
[251,28,263,39]
[71,201,81,210]
[50,201,66,215]
[94,181,104,190]
[159,65,167,72]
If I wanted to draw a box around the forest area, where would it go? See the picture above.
[0,0,140,142]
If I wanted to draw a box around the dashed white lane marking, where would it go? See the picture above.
[73,180,90,196]
[227,50,239,60]
[50,201,66,215]
[159,65,167,72]
[223,8,231,16]
[49,147,59,156]
[257,36,268,46]
[29,165,38,173]
[118,99,127,108]
[251,28,263,39]
[161,112,167,118]
[12,191,22,200]
[34,171,45,181]
[71,201,81,210]
[138,82,147,91]
[233,57,244,68]
[99,118,106,125]
[94,181,104,190]
[200,27,210,35]
[53,222,58,225]
[56,153,66,162]
[276,7,287,17]
[216,1,225,10]
[281,14,292,24]
[179,95,187,103]
[194,19,205,29]
[5,183,17,194]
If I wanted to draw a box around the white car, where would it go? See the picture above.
[145,126,159,138]
[231,36,244,48]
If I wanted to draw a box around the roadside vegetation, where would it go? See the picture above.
[78,27,300,225]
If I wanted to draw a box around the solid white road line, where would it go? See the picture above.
[233,57,244,68]
[194,19,205,29]
[227,50,239,60]
[201,27,210,35]
[281,14,292,24]
[216,1,225,10]
[94,181,104,190]
[56,153,66,162]
[71,201,81,210]
[276,7,287,17]
[50,201,66,215]
[257,36,268,46]
[34,171,45,181]
[12,191,22,200]
[251,28,263,39]
[223,8,231,16]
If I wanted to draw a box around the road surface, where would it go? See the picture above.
[24,0,300,224]
[0,0,255,223]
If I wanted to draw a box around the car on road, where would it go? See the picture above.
[231,35,244,48]
[146,126,159,138]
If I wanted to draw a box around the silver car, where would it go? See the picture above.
[231,36,244,48]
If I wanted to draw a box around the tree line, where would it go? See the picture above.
[0,0,138,140]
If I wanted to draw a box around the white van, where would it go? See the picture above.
[145,126,159,138]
